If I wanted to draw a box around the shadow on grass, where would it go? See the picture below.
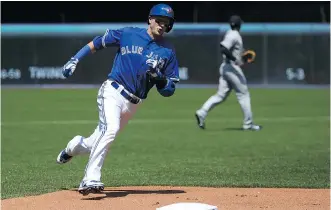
[223,127,264,131]
[80,189,186,200]
[222,127,245,131]
[198,127,244,131]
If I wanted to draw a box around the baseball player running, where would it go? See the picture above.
[195,15,262,131]
[56,3,179,196]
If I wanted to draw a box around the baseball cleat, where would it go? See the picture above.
[56,149,73,164]
[78,180,105,196]
[243,124,262,131]
[195,112,206,129]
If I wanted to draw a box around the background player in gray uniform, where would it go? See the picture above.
[195,15,262,131]
[56,4,179,196]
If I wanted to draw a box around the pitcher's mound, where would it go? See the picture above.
[2,186,330,210]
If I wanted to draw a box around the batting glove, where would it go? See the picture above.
[147,69,165,80]
[145,58,165,80]
[62,57,79,78]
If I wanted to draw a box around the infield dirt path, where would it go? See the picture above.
[2,186,330,210]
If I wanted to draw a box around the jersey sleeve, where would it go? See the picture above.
[101,28,124,47]
[164,51,180,83]
[220,31,235,50]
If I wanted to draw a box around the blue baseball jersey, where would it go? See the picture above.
[100,27,179,99]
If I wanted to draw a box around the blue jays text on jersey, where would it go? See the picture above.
[93,27,179,99]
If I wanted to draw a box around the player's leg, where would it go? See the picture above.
[57,125,105,164]
[120,100,140,131]
[83,93,140,152]
[75,97,139,167]
[56,83,109,164]
[225,66,261,130]
[80,80,122,183]
[64,126,100,156]
[79,80,141,195]
[195,76,230,119]
[195,64,231,129]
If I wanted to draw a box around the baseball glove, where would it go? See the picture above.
[242,50,256,63]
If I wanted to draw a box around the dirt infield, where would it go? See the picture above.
[2,186,330,210]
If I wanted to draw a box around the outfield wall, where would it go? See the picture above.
[1,23,330,85]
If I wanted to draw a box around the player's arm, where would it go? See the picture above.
[220,44,236,61]
[62,28,124,78]
[155,52,180,97]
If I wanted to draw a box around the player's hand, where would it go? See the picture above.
[146,69,165,80]
[62,57,79,78]
[145,58,166,80]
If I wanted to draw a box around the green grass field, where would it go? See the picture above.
[1,88,330,199]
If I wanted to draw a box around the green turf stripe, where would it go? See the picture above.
[1,116,329,126]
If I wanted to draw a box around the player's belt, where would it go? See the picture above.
[110,81,141,104]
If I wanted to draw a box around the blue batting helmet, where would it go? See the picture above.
[148,3,175,33]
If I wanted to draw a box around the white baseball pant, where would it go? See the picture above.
[197,63,253,126]
[64,79,141,182]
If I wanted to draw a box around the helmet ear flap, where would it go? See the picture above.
[166,19,174,33]
[147,16,151,25]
